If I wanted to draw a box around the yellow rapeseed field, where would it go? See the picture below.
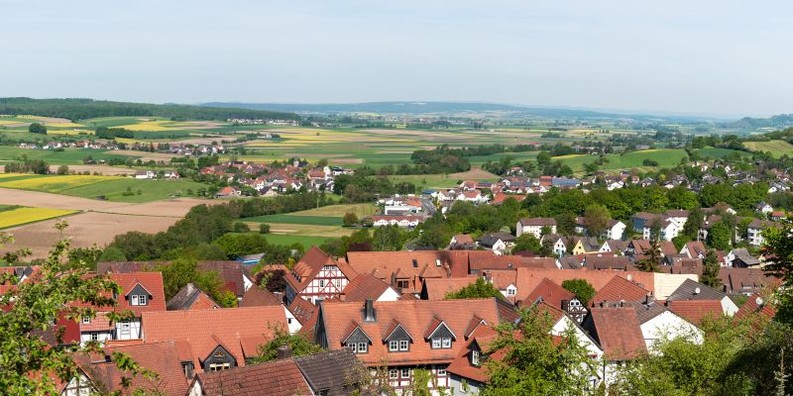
[0,207,78,229]
[0,175,116,192]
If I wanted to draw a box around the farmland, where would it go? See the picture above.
[244,203,378,248]
[743,140,793,158]
[555,149,689,174]
[0,207,78,230]
[0,174,207,203]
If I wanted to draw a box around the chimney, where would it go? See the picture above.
[363,299,376,322]
[644,292,655,306]
[277,345,292,360]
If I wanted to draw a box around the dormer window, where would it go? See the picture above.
[126,283,151,306]
[431,337,452,349]
[425,318,456,349]
[130,294,147,306]
[384,320,412,353]
[471,349,481,366]
[342,324,372,355]
[348,342,368,354]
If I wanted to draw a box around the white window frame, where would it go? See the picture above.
[138,295,147,306]
[507,288,516,296]
[90,333,98,342]
[130,295,139,306]
[431,338,442,349]
[209,363,230,372]
[399,340,409,351]
[82,316,90,324]
[319,280,325,288]
[401,368,410,378]
[471,349,480,366]
[389,369,399,380]
[348,343,358,353]
[357,342,367,353]
[389,340,399,352]
[335,279,341,288]
[120,321,131,336]
[437,367,447,376]
[442,337,452,348]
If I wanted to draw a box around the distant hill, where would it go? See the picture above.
[0,97,300,122]
[201,101,703,122]
[726,114,793,130]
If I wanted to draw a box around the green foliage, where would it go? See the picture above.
[707,222,732,251]
[561,279,596,305]
[482,307,598,395]
[701,249,721,288]
[683,207,705,240]
[636,240,661,272]
[158,257,235,307]
[583,203,611,238]
[343,211,359,227]
[444,278,503,300]
[258,223,271,234]
[251,327,323,363]
[513,234,541,254]
[762,222,793,324]
[28,122,47,134]
[372,225,405,251]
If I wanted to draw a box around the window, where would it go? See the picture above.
[348,343,357,353]
[401,368,410,378]
[357,342,367,353]
[432,338,441,349]
[396,280,409,289]
[90,333,99,342]
[471,350,480,366]
[442,337,452,348]
[389,369,399,380]
[437,367,447,377]
[130,295,139,306]
[507,288,516,296]
[139,295,147,305]
[120,322,131,336]
[82,316,90,324]
[399,340,409,351]
[335,279,341,288]
[389,340,399,352]
[323,265,334,270]
[319,280,325,288]
[209,363,230,372]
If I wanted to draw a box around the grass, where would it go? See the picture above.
[245,214,344,226]
[263,234,333,248]
[387,174,469,189]
[697,147,752,159]
[744,140,793,158]
[0,146,136,165]
[0,207,78,230]
[288,203,378,217]
[556,149,688,173]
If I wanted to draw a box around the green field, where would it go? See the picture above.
[0,146,136,165]
[556,149,689,173]
[744,140,793,158]
[263,234,332,248]
[246,214,344,226]
[0,174,207,203]
[697,147,752,159]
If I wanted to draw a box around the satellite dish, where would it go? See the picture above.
[756,297,764,306]
[627,274,633,281]
[694,287,701,295]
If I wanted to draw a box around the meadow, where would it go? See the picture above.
[0,174,206,203]
[743,140,793,158]
[0,207,78,230]
[555,149,689,174]
[0,146,135,165]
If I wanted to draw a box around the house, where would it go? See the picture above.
[727,248,762,268]
[344,251,461,296]
[523,278,588,323]
[599,240,627,255]
[571,236,601,255]
[134,170,155,179]
[166,283,220,311]
[632,300,703,352]
[679,241,708,259]
[285,247,358,305]
[581,306,647,382]
[449,234,475,250]
[141,306,290,373]
[516,217,557,238]
[341,273,401,302]
[718,267,776,295]
[575,218,626,241]
[747,219,775,246]
[756,201,774,214]
[370,215,424,228]
[584,255,634,271]
[187,349,367,396]
[542,234,569,257]
[590,276,651,306]
[313,298,513,393]
[215,186,241,198]
[476,232,516,255]
[78,272,166,344]
[666,279,739,317]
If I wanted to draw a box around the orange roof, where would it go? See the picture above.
[524,278,575,310]
[666,300,725,325]
[342,273,393,302]
[240,286,282,307]
[291,247,358,292]
[734,293,775,321]
[422,278,477,300]
[591,276,651,306]
[141,306,287,369]
[345,251,454,294]
[194,358,311,396]
[445,326,500,383]
[318,299,504,366]
[514,268,654,303]
[109,272,167,316]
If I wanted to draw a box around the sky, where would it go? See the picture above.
[1,0,791,117]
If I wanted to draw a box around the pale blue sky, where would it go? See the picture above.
[1,0,791,117]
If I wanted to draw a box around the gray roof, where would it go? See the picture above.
[294,349,367,396]
[667,279,727,301]
[166,283,215,310]
[630,302,668,324]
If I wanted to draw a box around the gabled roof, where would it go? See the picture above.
[424,317,457,340]
[518,217,556,227]
[76,341,190,396]
[630,302,669,325]
[240,286,283,307]
[99,261,251,298]
[292,247,358,292]
[445,326,500,384]
[109,272,167,316]
[166,283,220,311]
[586,255,634,271]
[341,273,393,303]
[194,357,311,396]
[523,278,576,310]
[591,276,651,305]
[514,268,655,303]
[421,278,476,300]
[667,279,727,301]
[294,349,368,396]
[383,319,413,342]
[734,293,775,321]
[666,300,724,325]
[319,299,504,366]
[141,306,287,369]
[582,307,646,361]
[288,296,317,326]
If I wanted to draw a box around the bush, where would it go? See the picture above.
[343,212,359,227]
[259,223,271,234]
[28,122,47,134]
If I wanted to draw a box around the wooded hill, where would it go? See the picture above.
[0,97,300,122]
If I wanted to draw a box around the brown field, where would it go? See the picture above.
[449,167,500,180]
[1,212,179,260]
[0,188,131,211]
[106,150,176,162]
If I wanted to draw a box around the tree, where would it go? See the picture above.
[258,223,270,234]
[445,278,503,300]
[561,279,596,305]
[482,306,598,395]
[372,225,403,251]
[701,249,721,288]
[707,222,732,251]
[583,204,611,238]
[683,207,705,240]
[56,165,69,175]
[762,223,793,324]
[513,234,541,254]
[636,240,661,272]
[343,212,359,227]
[28,122,47,134]
[0,229,148,394]
[158,257,234,307]
[256,268,287,293]
[251,327,323,363]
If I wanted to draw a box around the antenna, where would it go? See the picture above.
[756,297,764,306]
[694,287,701,295]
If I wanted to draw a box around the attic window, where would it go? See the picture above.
[412,259,418,268]
[471,349,481,366]
[130,294,148,306]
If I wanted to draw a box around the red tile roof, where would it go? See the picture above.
[109,272,167,316]
[141,306,287,369]
[290,247,358,293]
[341,273,393,302]
[591,276,651,306]
[445,326,499,383]
[318,299,504,366]
[194,358,311,396]
[583,307,646,361]
[524,278,575,310]
[666,300,725,325]
[422,277,477,301]
[514,268,654,303]
[240,286,283,307]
